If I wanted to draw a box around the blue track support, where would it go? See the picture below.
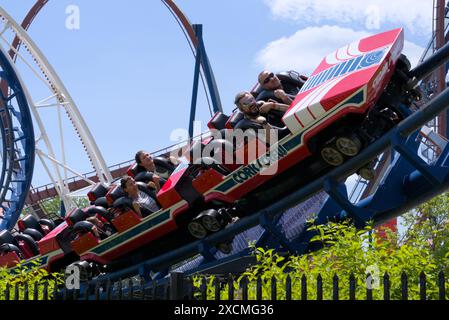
[188,24,223,138]
[194,24,222,114]
[188,25,203,139]
[0,46,35,231]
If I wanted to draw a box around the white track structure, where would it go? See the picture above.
[0,7,113,211]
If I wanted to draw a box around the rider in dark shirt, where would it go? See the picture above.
[257,70,300,105]
[233,91,289,144]
[256,71,297,127]
[234,91,288,130]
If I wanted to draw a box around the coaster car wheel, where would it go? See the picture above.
[187,219,208,239]
[321,145,345,166]
[200,209,224,232]
[335,134,362,157]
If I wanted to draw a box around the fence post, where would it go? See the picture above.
[200,276,208,301]
[152,280,157,300]
[256,276,262,300]
[349,273,356,301]
[366,273,373,301]
[439,271,445,300]
[24,282,29,301]
[316,274,323,301]
[419,272,426,301]
[301,274,307,301]
[333,274,339,301]
[53,280,58,301]
[95,282,101,301]
[228,274,234,301]
[383,273,390,301]
[43,282,48,301]
[106,280,112,300]
[186,277,194,300]
[240,276,248,301]
[401,272,408,300]
[169,272,185,300]
[118,279,123,300]
[285,275,292,301]
[271,276,277,301]
[84,283,90,300]
[33,282,39,301]
[4,283,10,301]
[139,278,145,300]
[214,277,220,301]
[128,279,134,300]
[14,283,19,301]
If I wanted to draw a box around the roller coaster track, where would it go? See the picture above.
[4,2,449,295]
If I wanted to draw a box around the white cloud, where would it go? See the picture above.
[265,0,433,36]
[256,25,424,74]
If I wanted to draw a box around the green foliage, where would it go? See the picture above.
[193,215,448,300]
[0,260,63,300]
[22,196,90,218]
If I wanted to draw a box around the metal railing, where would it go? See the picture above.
[2,270,446,300]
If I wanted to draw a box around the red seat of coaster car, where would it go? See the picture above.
[70,221,101,255]
[225,111,244,129]
[208,111,230,131]
[0,230,33,265]
[127,162,142,178]
[14,233,40,259]
[87,183,109,203]
[18,215,54,236]
[65,207,89,226]
[105,185,126,207]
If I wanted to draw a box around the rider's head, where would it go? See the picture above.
[234,91,259,117]
[120,175,138,197]
[258,70,282,90]
[135,150,155,172]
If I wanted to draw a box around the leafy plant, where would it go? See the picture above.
[0,259,63,300]
[192,195,449,300]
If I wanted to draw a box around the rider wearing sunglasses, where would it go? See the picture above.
[258,71,297,106]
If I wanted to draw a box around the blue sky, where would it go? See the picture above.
[1,0,435,186]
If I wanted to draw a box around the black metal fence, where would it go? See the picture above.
[1,271,447,300]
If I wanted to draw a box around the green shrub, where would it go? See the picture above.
[0,259,63,300]
[193,220,446,300]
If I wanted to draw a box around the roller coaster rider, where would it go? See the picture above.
[256,71,297,127]
[135,150,166,192]
[120,176,161,218]
[234,91,290,141]
[257,70,300,104]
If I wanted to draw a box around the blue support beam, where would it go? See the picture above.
[188,25,202,139]
[188,24,223,138]
[0,46,35,231]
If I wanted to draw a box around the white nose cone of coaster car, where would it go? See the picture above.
[282,28,404,137]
